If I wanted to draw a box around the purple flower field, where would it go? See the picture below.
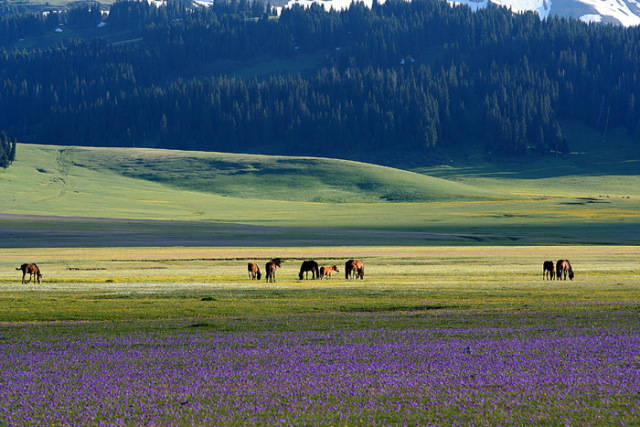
[1,324,639,425]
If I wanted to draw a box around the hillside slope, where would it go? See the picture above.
[1,143,639,245]
[0,144,502,222]
[68,146,498,203]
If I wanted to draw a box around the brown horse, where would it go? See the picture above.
[543,260,555,280]
[17,263,42,284]
[319,265,339,280]
[556,259,574,280]
[247,262,261,280]
[345,259,364,280]
[298,260,320,280]
[265,258,282,283]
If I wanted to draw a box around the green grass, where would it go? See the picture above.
[1,245,639,425]
[1,139,640,245]
[1,245,639,324]
[68,145,498,202]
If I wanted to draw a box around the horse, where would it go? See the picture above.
[543,260,555,280]
[556,259,574,280]
[319,265,339,280]
[17,263,42,284]
[345,259,364,280]
[247,262,261,280]
[265,258,282,283]
[298,260,320,280]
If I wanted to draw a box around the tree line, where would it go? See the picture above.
[0,0,639,163]
[0,132,16,168]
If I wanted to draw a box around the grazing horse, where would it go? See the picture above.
[319,265,339,280]
[298,260,320,280]
[265,258,282,283]
[556,259,574,280]
[247,262,261,280]
[543,260,555,280]
[17,263,42,284]
[345,259,365,280]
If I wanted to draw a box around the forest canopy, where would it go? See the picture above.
[0,0,638,163]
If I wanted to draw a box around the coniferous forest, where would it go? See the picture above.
[1,0,639,163]
[0,132,16,168]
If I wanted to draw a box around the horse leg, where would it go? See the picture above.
[22,272,26,284]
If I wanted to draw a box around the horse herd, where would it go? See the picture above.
[13,259,574,284]
[542,259,574,280]
[248,258,365,283]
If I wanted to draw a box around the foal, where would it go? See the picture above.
[265,258,282,283]
[319,265,339,280]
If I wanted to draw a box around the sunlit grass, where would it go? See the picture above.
[1,245,639,323]
[1,144,639,235]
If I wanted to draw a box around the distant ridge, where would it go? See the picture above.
[279,0,640,26]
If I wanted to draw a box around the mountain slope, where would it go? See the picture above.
[282,0,640,26]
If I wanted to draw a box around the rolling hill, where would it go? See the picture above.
[1,142,639,246]
[67,146,499,203]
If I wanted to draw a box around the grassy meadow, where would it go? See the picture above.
[2,246,640,424]
[1,245,638,323]
[1,141,640,246]
[1,135,639,424]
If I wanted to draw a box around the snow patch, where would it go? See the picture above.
[284,0,395,12]
[489,0,552,18]
[574,0,640,25]
[448,0,489,11]
[146,0,167,7]
[579,12,603,21]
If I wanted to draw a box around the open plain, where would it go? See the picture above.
[1,246,639,424]
[1,141,640,424]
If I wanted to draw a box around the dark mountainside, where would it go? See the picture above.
[0,0,639,166]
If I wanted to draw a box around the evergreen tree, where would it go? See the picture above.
[0,131,16,168]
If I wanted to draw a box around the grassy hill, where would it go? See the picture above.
[1,141,639,246]
[68,146,498,203]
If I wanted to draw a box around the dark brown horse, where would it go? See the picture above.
[556,259,574,280]
[247,262,261,280]
[319,265,339,280]
[345,259,364,280]
[543,260,555,280]
[298,260,320,280]
[17,263,42,284]
[265,258,282,283]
